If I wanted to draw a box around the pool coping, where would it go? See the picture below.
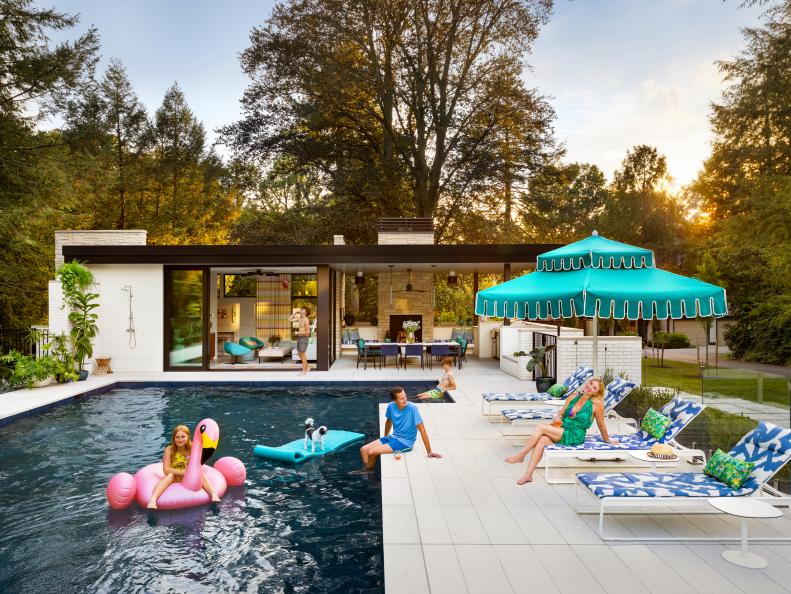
[0,378,452,427]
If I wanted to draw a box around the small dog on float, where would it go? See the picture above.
[303,417,328,452]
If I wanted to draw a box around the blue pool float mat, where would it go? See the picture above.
[253,430,366,464]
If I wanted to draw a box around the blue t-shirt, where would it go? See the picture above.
[385,401,423,448]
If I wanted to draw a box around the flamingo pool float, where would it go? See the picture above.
[106,418,246,510]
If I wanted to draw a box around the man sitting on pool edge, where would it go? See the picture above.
[354,386,442,473]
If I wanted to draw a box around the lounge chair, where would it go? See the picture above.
[239,336,266,355]
[542,397,706,483]
[574,421,791,540]
[481,365,593,415]
[499,377,636,436]
[223,341,252,365]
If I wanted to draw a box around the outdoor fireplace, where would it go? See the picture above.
[389,315,423,342]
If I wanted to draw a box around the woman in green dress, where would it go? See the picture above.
[505,378,616,485]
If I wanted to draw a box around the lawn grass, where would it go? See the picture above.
[643,359,789,407]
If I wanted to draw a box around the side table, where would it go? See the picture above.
[708,497,783,568]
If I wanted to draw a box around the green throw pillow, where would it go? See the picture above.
[640,408,672,440]
[547,383,568,399]
[704,449,755,490]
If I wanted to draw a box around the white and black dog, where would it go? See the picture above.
[303,417,328,452]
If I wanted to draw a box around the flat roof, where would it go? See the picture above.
[63,243,560,273]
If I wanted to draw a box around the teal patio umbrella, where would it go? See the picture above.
[474,232,728,375]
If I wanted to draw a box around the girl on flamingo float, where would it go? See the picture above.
[147,425,220,509]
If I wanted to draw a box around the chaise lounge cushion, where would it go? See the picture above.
[576,471,754,498]
[483,366,593,402]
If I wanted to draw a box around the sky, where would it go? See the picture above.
[46,0,766,188]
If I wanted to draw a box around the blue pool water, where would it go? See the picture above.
[0,382,437,593]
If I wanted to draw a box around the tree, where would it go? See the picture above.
[690,1,791,364]
[597,145,689,267]
[522,162,608,242]
[0,1,98,331]
[222,0,556,237]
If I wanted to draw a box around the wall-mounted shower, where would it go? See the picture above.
[121,285,136,348]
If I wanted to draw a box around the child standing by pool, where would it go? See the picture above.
[147,425,220,509]
[417,357,456,400]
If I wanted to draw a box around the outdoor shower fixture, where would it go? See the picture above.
[121,285,137,348]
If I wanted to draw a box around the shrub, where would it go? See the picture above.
[650,331,690,349]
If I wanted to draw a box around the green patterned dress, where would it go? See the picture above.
[559,395,594,446]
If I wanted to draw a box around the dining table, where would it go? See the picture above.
[361,341,462,370]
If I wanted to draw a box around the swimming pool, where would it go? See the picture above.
[0,382,437,593]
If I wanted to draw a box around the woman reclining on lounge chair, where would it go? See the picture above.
[505,377,616,484]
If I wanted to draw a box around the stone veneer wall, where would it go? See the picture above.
[376,228,435,342]
[377,270,435,341]
[55,230,147,268]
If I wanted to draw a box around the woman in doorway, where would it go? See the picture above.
[289,307,312,375]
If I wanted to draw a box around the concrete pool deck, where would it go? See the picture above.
[3,356,791,592]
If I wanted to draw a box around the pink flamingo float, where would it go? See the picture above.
[106,418,246,510]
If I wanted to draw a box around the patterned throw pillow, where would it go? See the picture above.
[348,328,360,342]
[450,328,461,341]
[547,383,568,399]
[704,449,755,490]
[640,408,672,440]
[342,330,350,343]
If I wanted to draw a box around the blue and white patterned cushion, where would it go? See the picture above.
[483,391,550,403]
[578,422,791,499]
[577,471,755,498]
[603,378,636,411]
[482,366,593,403]
[501,408,556,421]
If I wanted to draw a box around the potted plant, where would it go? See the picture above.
[268,334,282,347]
[42,332,79,383]
[526,345,556,392]
[343,312,356,327]
[0,350,59,389]
[57,262,99,380]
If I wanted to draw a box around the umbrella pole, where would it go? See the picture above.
[592,315,599,376]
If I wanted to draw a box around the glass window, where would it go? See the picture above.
[223,274,257,298]
[168,269,204,367]
[291,275,317,297]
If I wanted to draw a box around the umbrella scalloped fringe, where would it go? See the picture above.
[537,254,655,272]
[475,292,728,321]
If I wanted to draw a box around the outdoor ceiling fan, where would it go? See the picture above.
[237,269,281,277]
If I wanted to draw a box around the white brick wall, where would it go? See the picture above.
[53,264,164,373]
[54,230,147,268]
[499,324,584,381]
[556,335,643,385]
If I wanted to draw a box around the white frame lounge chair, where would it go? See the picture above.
[541,397,706,483]
[481,365,593,416]
[573,421,791,541]
[498,377,636,436]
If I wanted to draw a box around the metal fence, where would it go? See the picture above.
[0,328,51,357]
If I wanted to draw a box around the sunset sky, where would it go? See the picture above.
[48,0,765,188]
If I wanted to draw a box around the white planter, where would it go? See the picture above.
[32,376,55,388]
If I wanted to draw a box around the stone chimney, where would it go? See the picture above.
[55,230,147,268]
[375,219,435,341]
[377,218,434,245]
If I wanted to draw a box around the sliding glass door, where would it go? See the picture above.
[165,267,208,370]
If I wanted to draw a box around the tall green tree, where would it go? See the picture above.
[0,0,98,331]
[222,0,556,239]
[691,1,791,364]
[597,145,689,267]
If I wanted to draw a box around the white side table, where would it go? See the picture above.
[708,497,783,568]
[628,449,679,472]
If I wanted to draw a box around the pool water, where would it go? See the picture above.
[0,382,436,593]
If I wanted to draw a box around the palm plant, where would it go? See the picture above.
[69,290,100,371]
